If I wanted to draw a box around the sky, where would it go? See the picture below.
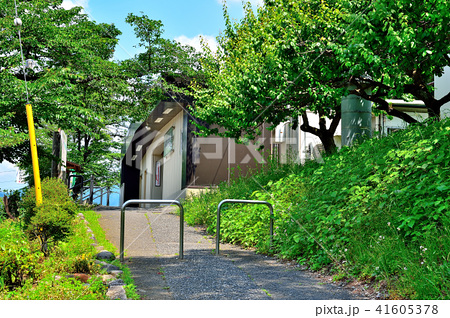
[0,161,23,192]
[0,0,264,192]
[63,0,264,60]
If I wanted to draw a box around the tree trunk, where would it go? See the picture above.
[319,132,338,154]
[300,109,341,155]
[424,100,442,121]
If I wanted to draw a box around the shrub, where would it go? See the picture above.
[1,206,139,299]
[0,220,42,289]
[1,275,108,300]
[20,178,78,255]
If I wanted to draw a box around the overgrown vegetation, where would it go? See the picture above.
[183,118,450,299]
[0,180,138,299]
[0,212,107,299]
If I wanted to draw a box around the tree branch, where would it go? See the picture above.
[328,106,341,135]
[300,112,320,136]
[436,91,450,108]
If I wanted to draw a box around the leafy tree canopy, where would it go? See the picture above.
[335,0,450,119]
[123,12,204,104]
[192,0,347,152]
[0,0,133,185]
[0,2,205,187]
[191,0,450,154]
[0,113,27,149]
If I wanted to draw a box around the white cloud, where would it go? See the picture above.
[217,0,264,7]
[174,35,218,53]
[61,0,89,10]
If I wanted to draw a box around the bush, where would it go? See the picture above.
[1,205,140,299]
[20,178,78,255]
[0,220,42,289]
[1,275,108,300]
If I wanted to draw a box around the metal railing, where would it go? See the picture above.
[120,199,185,262]
[68,175,89,204]
[68,174,117,206]
[89,186,117,206]
[216,199,274,256]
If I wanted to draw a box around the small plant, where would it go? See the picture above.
[73,254,92,273]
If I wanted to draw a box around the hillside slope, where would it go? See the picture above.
[184,118,450,299]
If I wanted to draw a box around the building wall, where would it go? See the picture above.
[139,116,272,200]
[162,114,184,199]
[190,131,271,186]
[435,66,450,118]
[140,111,184,201]
[275,103,430,164]
[373,112,428,135]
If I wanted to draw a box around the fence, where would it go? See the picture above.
[68,175,118,206]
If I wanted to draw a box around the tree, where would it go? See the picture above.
[0,114,27,149]
[59,55,136,186]
[334,0,450,121]
[192,0,450,157]
[123,12,204,108]
[0,0,136,186]
[192,0,347,153]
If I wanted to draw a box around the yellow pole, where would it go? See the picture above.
[25,104,43,205]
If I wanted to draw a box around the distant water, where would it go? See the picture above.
[1,188,120,207]
[0,190,24,198]
[92,186,120,207]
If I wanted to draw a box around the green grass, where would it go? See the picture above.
[0,208,140,300]
[183,118,450,299]
[0,215,107,299]
[83,209,117,253]
[82,209,141,300]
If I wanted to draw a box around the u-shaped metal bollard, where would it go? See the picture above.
[216,199,274,256]
[120,199,184,262]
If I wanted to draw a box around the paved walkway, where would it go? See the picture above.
[96,206,367,300]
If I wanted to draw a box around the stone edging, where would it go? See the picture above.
[77,213,127,300]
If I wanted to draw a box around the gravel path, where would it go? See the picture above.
[96,206,367,300]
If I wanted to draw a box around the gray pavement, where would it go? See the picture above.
[96,206,367,300]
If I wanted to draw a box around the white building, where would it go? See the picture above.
[274,99,444,164]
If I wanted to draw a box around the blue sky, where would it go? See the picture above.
[0,161,24,192]
[0,0,264,191]
[63,0,264,61]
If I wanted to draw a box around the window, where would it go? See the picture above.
[164,127,175,156]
